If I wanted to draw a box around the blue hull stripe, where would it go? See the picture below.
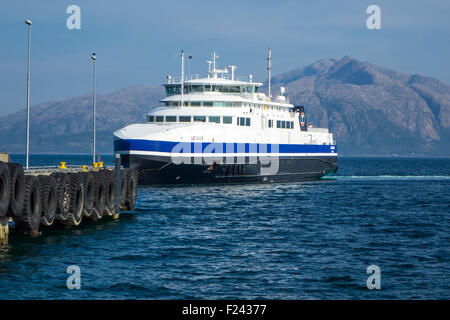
[114,139,337,154]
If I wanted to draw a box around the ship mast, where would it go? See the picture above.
[181,50,184,107]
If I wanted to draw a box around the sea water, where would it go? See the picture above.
[0,155,449,299]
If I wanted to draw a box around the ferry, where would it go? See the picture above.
[113,51,338,185]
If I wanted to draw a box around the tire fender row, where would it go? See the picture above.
[0,161,138,236]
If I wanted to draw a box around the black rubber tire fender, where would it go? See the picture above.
[7,163,24,217]
[119,169,128,207]
[123,169,138,211]
[51,172,71,221]
[81,171,94,218]
[62,173,84,226]
[16,175,41,234]
[91,171,105,220]
[38,175,57,227]
[103,170,115,216]
[0,162,11,217]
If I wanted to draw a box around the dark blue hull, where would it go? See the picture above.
[120,154,338,185]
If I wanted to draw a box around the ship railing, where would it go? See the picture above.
[168,74,250,83]
[25,164,114,174]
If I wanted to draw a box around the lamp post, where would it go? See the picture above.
[91,52,96,164]
[25,19,32,170]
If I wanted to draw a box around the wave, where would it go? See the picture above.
[322,175,450,180]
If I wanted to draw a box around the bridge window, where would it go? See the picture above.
[203,102,213,107]
[191,102,201,107]
[147,116,154,122]
[156,116,164,122]
[166,116,177,122]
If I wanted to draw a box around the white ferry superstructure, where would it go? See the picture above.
[114,51,338,184]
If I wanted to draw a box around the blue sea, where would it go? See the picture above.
[0,155,449,299]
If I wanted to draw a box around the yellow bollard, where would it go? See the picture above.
[59,162,67,169]
[98,162,104,168]
[81,165,89,172]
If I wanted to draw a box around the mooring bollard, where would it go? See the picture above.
[113,153,121,219]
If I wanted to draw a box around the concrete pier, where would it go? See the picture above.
[1,153,10,244]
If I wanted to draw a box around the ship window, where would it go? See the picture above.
[191,102,201,107]
[209,116,220,123]
[156,116,164,122]
[194,116,206,122]
[286,121,290,129]
[247,86,253,93]
[225,102,232,107]
[166,116,177,122]
[232,102,242,107]
[147,116,154,122]
[213,102,224,107]
[282,121,286,129]
[164,102,170,106]
[268,119,273,128]
[290,121,294,129]
[203,102,213,107]
[179,116,191,122]
[165,85,181,95]
[223,116,232,124]
[276,120,281,128]
[192,85,203,93]
[183,101,188,106]
[229,86,240,93]
[204,85,212,92]
[254,87,259,93]
[237,117,250,126]
[173,101,180,107]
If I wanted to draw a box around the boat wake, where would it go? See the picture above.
[322,175,450,181]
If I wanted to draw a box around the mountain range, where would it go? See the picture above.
[1,56,449,155]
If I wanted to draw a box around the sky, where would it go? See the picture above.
[0,0,449,116]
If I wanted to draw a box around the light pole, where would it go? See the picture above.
[25,19,32,170]
[91,52,96,164]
